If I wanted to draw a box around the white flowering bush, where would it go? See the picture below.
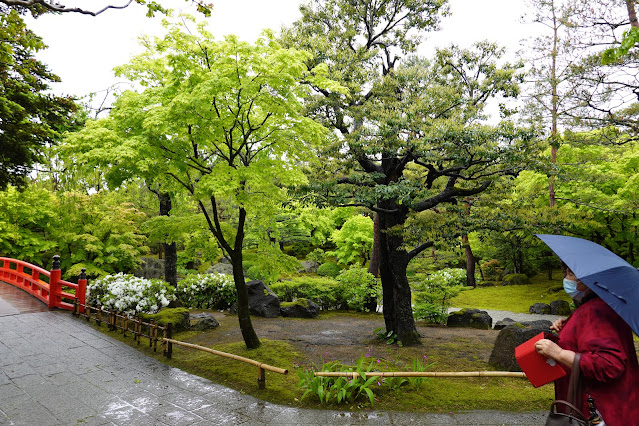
[176,273,236,310]
[419,268,467,288]
[412,268,467,324]
[87,273,175,315]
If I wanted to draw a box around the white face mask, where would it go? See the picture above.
[563,278,587,301]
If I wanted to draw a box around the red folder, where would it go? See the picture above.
[515,332,567,387]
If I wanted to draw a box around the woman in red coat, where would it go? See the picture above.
[535,266,639,426]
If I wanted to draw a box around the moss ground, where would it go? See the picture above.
[450,272,572,313]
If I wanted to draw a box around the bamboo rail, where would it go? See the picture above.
[163,338,288,389]
[314,371,526,378]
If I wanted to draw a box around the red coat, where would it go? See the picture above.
[556,297,639,426]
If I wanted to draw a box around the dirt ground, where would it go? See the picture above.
[203,311,500,367]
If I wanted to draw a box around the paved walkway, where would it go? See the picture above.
[0,283,547,425]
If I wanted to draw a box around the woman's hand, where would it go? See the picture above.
[535,339,576,368]
[550,318,565,333]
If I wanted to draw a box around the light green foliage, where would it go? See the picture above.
[270,276,340,310]
[329,215,374,265]
[305,248,326,264]
[243,249,301,285]
[298,357,379,406]
[87,273,175,314]
[175,273,236,309]
[412,268,465,324]
[0,185,57,266]
[0,185,148,277]
[316,262,341,278]
[53,191,149,278]
[602,27,639,64]
[335,267,381,312]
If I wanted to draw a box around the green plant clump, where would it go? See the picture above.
[270,276,341,310]
[335,267,381,312]
[176,273,236,310]
[317,262,341,277]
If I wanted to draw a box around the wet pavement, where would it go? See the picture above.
[0,283,547,425]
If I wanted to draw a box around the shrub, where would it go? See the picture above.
[176,273,236,310]
[481,259,503,282]
[246,265,269,282]
[412,268,466,324]
[335,267,381,312]
[271,276,341,310]
[306,248,326,264]
[87,273,175,315]
[317,262,341,277]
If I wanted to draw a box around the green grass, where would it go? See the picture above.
[88,312,554,414]
[450,272,572,313]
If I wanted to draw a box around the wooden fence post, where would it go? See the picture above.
[257,367,266,389]
[164,323,173,359]
[48,255,61,310]
[77,268,87,314]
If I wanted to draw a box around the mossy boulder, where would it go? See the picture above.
[489,321,553,371]
[446,308,492,330]
[140,308,190,332]
[529,303,551,314]
[280,298,320,318]
[550,300,571,316]
[501,273,530,285]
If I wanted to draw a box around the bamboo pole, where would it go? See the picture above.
[314,371,526,378]
[163,338,288,375]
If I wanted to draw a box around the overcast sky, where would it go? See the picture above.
[26,0,536,105]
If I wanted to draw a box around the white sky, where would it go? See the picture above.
[26,0,536,104]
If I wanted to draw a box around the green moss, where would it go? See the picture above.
[451,271,572,313]
[140,307,189,326]
[281,299,310,309]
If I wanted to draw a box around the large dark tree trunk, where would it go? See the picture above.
[230,251,261,349]
[378,202,420,346]
[230,207,260,349]
[462,234,476,288]
[158,191,178,288]
[364,213,381,312]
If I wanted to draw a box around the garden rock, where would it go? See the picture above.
[133,256,165,280]
[529,303,551,314]
[488,320,553,371]
[280,299,320,318]
[298,261,319,274]
[494,318,516,330]
[550,300,571,316]
[191,313,220,331]
[205,263,234,276]
[231,280,280,318]
[141,308,191,332]
[446,308,492,330]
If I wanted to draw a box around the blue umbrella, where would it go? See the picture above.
[536,234,639,336]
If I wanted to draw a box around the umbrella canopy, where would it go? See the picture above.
[536,234,639,336]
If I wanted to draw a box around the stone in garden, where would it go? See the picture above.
[298,261,319,274]
[529,303,551,314]
[191,313,220,331]
[489,320,553,371]
[550,300,571,316]
[494,318,516,330]
[280,298,320,318]
[133,256,165,279]
[446,308,492,329]
[141,308,191,332]
[231,280,280,318]
[205,263,234,276]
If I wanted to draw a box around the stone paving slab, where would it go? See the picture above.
[0,287,547,426]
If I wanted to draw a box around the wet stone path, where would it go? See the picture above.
[0,284,546,425]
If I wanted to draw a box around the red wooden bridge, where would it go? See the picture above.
[0,255,86,312]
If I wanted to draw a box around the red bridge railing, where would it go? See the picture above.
[0,255,86,312]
